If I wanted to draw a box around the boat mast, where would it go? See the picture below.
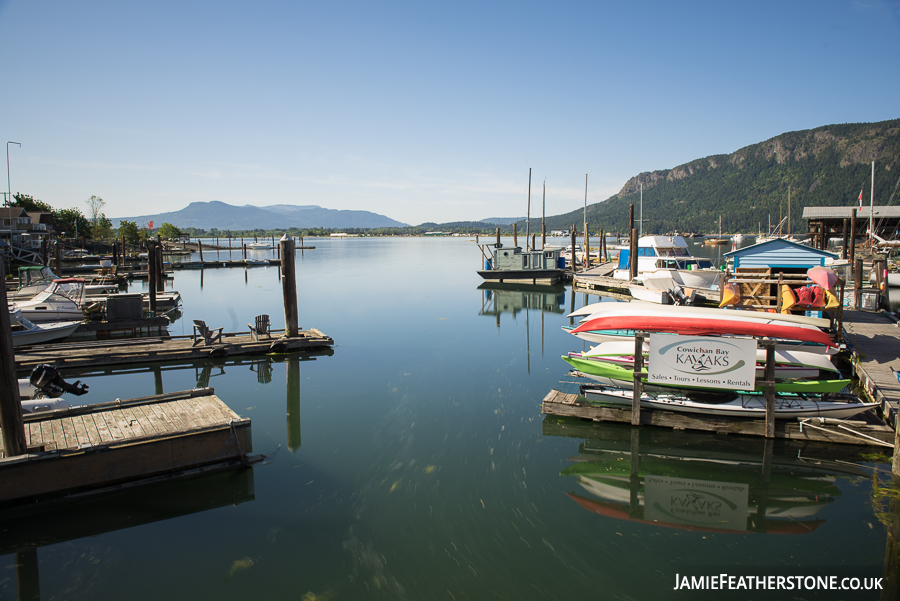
[870,161,875,241]
[525,168,531,249]
[583,174,588,261]
[788,186,791,238]
[639,183,643,238]
[541,181,546,249]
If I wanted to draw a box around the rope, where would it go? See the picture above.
[798,418,893,447]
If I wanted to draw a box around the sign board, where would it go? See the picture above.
[644,475,749,531]
[647,334,757,391]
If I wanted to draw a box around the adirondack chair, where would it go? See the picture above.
[248,314,271,341]
[192,319,224,347]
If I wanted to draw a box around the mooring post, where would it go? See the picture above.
[764,342,776,438]
[54,241,62,276]
[287,357,301,452]
[629,229,638,280]
[0,259,28,457]
[632,332,644,426]
[280,234,299,338]
[855,257,864,308]
[147,240,158,315]
[495,227,500,247]
[850,208,857,266]
[570,228,577,274]
[198,238,204,262]
[155,244,164,292]
[531,234,535,254]
[841,219,848,260]
[513,223,517,249]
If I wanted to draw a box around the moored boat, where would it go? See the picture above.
[10,308,82,347]
[612,235,720,289]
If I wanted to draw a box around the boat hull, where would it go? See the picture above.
[477,269,564,284]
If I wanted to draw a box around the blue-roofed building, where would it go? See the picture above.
[725,238,837,270]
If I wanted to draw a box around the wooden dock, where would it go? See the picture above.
[843,309,900,427]
[13,329,334,374]
[0,388,252,505]
[542,387,895,446]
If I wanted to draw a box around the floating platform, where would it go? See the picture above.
[542,387,895,446]
[13,329,334,373]
[0,388,252,506]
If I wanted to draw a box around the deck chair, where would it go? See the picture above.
[248,314,271,341]
[192,319,224,347]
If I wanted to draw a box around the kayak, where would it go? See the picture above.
[571,314,836,348]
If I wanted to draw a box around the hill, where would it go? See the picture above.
[112,201,408,230]
[515,118,900,235]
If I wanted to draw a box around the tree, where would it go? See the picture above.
[157,222,181,240]
[12,193,53,213]
[53,208,91,238]
[86,196,105,227]
[117,220,140,244]
[94,214,113,239]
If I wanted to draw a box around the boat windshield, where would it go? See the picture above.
[656,247,691,258]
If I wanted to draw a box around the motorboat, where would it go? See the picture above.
[10,308,82,347]
[613,235,721,289]
[11,278,88,322]
[247,242,273,250]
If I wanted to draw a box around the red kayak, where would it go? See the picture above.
[571,314,836,347]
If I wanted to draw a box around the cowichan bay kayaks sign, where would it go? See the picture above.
[647,334,757,391]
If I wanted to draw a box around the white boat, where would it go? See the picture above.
[247,242,272,250]
[627,283,671,304]
[613,235,721,289]
[10,308,82,347]
[11,278,87,322]
[580,386,877,420]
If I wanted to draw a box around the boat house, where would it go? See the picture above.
[478,245,565,284]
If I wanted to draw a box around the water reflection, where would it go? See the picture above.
[0,468,255,601]
[477,282,566,319]
[544,418,869,535]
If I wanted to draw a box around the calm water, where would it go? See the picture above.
[1,237,895,600]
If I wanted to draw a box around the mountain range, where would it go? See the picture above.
[111,201,408,230]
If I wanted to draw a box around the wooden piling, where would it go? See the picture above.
[198,238,203,262]
[495,228,500,247]
[855,257,863,307]
[0,259,27,457]
[764,342,776,438]
[841,219,848,260]
[850,208,857,265]
[629,229,638,280]
[513,223,517,249]
[54,242,61,276]
[570,229,577,274]
[631,333,644,426]
[531,234,535,253]
[155,244,164,292]
[280,235,299,337]
[148,240,158,315]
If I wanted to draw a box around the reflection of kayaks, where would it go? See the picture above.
[569,300,831,329]
[571,314,836,348]
[564,354,850,393]
[566,492,825,535]
[719,282,740,307]
[578,385,877,419]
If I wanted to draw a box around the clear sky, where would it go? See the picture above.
[2,1,899,226]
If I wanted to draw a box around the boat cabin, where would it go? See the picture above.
[616,236,714,273]
[488,245,564,272]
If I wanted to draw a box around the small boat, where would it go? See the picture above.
[10,308,82,347]
[627,283,671,304]
[579,385,878,420]
[8,266,58,300]
[732,233,745,242]
[612,235,720,289]
[244,259,269,266]
[247,242,272,250]
[11,278,88,322]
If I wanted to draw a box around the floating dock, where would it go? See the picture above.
[13,329,334,374]
[843,309,900,427]
[0,388,252,505]
[541,387,894,446]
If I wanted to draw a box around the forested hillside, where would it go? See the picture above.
[540,118,900,235]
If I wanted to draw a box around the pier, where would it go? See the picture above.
[0,387,253,505]
[843,309,900,427]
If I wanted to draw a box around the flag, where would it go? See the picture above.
[859,189,863,209]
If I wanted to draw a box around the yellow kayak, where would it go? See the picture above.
[718,282,741,308]
[781,284,797,313]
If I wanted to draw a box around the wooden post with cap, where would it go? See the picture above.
[632,332,645,426]
[0,259,27,457]
[280,234,299,338]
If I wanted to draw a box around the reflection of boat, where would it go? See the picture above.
[578,385,876,419]
[548,419,867,534]
[10,308,82,347]
[612,235,720,289]
[478,282,566,317]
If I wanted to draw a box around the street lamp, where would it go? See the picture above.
[7,141,21,207]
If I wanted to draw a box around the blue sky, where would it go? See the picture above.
[2,0,899,226]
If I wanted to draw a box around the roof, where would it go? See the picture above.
[725,237,837,259]
[802,206,900,220]
[0,207,28,218]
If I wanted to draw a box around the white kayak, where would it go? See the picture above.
[569,300,831,329]
[580,386,877,420]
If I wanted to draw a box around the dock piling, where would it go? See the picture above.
[0,259,27,457]
[148,240,158,315]
[632,332,645,426]
[764,342,776,438]
[280,235,299,338]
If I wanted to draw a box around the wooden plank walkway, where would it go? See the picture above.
[842,309,900,427]
[542,388,895,446]
[0,388,252,505]
[14,329,334,374]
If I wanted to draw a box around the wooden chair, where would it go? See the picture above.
[248,314,271,341]
[192,319,224,347]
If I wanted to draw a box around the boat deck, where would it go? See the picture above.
[843,309,900,427]
[0,388,252,504]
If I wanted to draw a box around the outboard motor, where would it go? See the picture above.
[28,364,89,398]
